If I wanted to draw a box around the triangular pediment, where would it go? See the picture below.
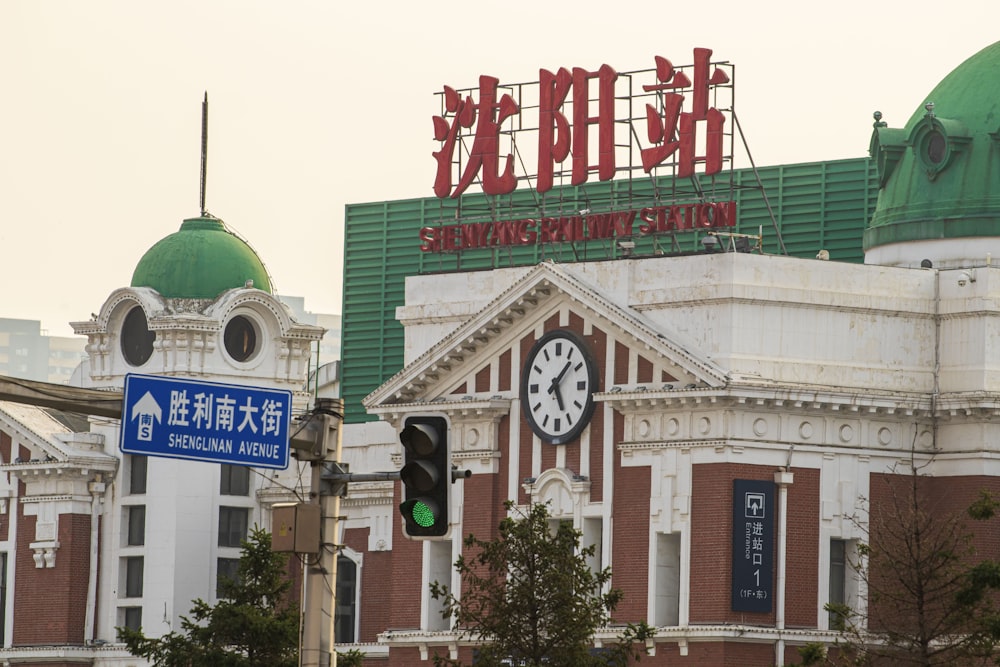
[364,262,727,421]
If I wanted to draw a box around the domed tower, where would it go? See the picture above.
[72,213,322,391]
[865,40,1000,268]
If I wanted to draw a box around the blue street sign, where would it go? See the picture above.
[120,374,292,469]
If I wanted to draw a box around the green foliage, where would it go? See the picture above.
[429,501,652,667]
[118,527,298,667]
[967,490,1000,521]
[796,642,827,665]
[337,648,366,667]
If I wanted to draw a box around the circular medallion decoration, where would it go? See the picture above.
[520,329,598,445]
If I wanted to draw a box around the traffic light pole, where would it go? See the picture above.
[299,400,343,667]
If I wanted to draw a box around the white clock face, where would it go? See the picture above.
[520,330,597,444]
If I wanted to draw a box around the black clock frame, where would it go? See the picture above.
[519,328,599,445]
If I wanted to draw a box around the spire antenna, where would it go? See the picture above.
[199,92,209,216]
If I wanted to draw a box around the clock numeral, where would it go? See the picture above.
[565,413,574,426]
[574,362,583,372]
[533,364,542,375]
[573,400,582,409]
[577,381,586,391]
[543,349,550,362]
[553,418,561,431]
[542,414,549,427]
[533,402,542,413]
[529,384,539,394]
[555,342,562,356]
[567,347,574,360]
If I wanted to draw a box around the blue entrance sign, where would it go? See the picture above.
[120,374,292,470]
[731,478,775,613]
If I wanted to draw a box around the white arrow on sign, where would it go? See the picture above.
[131,391,162,442]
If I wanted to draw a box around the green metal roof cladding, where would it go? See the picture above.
[865,40,1000,250]
[130,216,272,299]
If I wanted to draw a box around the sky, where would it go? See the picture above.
[1,1,998,337]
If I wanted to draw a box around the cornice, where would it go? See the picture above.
[367,398,512,429]
[600,381,934,419]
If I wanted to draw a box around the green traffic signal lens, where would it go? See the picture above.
[410,501,436,528]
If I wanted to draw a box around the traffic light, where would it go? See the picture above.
[399,415,450,538]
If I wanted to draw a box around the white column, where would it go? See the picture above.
[774,470,794,667]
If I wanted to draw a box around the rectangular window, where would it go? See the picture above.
[129,455,148,495]
[829,538,848,629]
[427,540,452,631]
[217,557,241,598]
[218,507,249,548]
[220,464,250,496]
[127,506,146,546]
[121,606,142,631]
[582,518,603,579]
[124,557,144,598]
[655,532,682,626]
[335,555,358,644]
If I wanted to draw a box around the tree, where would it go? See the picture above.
[826,460,1000,666]
[118,527,299,667]
[429,501,652,667]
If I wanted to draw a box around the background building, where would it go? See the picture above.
[0,318,86,385]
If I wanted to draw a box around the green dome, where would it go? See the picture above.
[864,40,1000,264]
[131,216,272,298]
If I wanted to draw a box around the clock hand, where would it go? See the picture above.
[548,361,572,392]
[552,382,565,411]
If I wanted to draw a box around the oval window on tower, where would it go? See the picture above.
[121,306,155,366]
[224,315,259,363]
[926,130,946,164]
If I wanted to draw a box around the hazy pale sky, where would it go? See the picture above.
[2,0,997,337]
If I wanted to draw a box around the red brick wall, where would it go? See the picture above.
[637,354,653,384]
[690,463,818,627]
[611,436,650,622]
[614,341,629,385]
[388,485,425,631]
[13,513,91,645]
[0,430,10,463]
[785,467,819,628]
[384,640,780,667]
[474,366,489,393]
[497,349,511,392]
[0,431,9,541]
[651,641,775,666]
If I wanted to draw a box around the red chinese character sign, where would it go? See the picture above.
[426,48,737,255]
